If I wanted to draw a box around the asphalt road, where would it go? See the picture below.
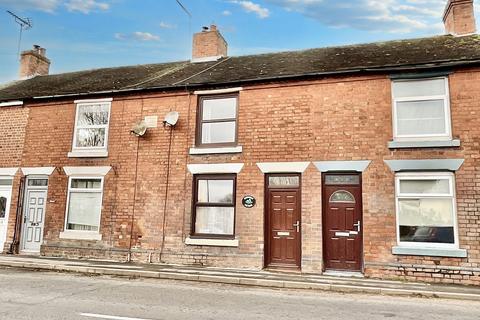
[0,267,479,320]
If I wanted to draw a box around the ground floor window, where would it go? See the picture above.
[65,177,103,232]
[192,174,236,238]
[395,172,457,247]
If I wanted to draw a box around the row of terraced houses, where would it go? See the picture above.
[0,0,480,285]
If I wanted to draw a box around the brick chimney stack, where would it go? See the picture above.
[443,0,477,36]
[19,45,51,79]
[192,25,228,62]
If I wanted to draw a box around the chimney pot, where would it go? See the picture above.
[19,45,51,79]
[192,25,228,62]
[443,0,476,36]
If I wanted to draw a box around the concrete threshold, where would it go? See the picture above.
[1,255,480,302]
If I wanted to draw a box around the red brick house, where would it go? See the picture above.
[0,0,480,285]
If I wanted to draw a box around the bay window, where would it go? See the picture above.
[395,172,458,248]
[192,174,236,238]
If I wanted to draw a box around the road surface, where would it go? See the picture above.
[0,267,479,320]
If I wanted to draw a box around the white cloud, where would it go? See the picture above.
[0,0,61,13]
[65,0,109,14]
[159,21,176,29]
[115,32,160,42]
[230,1,270,18]
[264,0,449,33]
[222,10,232,16]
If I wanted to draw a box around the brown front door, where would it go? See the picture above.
[265,174,301,268]
[323,173,363,271]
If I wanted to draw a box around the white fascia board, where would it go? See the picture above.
[0,101,23,107]
[313,160,372,172]
[0,168,19,176]
[74,98,113,104]
[187,163,244,174]
[194,87,243,95]
[63,166,112,176]
[256,162,310,173]
[21,167,56,176]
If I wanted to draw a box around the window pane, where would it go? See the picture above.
[396,100,446,136]
[28,179,48,187]
[0,197,6,218]
[325,175,360,185]
[202,98,237,120]
[268,176,300,188]
[201,121,236,144]
[399,179,450,194]
[393,79,446,98]
[71,179,102,189]
[330,191,355,203]
[195,207,234,235]
[0,179,12,186]
[75,128,106,148]
[400,226,454,244]
[67,192,101,231]
[77,104,109,126]
[398,198,453,227]
[198,179,234,203]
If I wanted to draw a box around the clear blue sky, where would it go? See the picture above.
[0,0,479,84]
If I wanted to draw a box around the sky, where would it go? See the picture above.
[0,0,479,84]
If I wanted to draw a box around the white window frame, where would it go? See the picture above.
[395,172,459,250]
[63,176,104,237]
[71,99,112,154]
[391,77,452,141]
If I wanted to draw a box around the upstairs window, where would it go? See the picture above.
[392,78,451,141]
[72,100,111,153]
[196,95,238,147]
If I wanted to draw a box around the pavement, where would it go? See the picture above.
[1,267,480,320]
[1,254,480,302]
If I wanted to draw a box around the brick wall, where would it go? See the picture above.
[7,67,480,285]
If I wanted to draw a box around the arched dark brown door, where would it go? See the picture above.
[323,173,363,271]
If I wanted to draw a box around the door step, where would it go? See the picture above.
[323,270,364,278]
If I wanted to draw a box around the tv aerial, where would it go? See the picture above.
[163,111,179,127]
[6,10,33,59]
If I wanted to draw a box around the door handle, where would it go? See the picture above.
[353,220,361,233]
[293,221,300,233]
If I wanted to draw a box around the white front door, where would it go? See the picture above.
[21,186,48,253]
[0,187,12,253]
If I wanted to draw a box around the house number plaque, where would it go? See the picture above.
[242,195,256,208]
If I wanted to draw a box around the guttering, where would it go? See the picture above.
[27,58,480,101]
[0,100,23,107]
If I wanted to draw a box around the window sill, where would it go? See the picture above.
[392,246,467,258]
[59,231,102,241]
[388,139,460,149]
[68,150,108,158]
[185,237,239,247]
[189,146,243,155]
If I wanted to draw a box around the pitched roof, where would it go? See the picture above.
[1,34,480,102]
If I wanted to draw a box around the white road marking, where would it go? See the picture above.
[79,313,153,320]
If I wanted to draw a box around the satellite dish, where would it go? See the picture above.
[131,120,148,137]
[164,111,179,127]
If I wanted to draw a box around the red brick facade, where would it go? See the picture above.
[1,68,480,285]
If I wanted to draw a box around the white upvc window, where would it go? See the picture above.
[64,177,104,233]
[392,77,452,141]
[71,99,111,155]
[395,172,459,249]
